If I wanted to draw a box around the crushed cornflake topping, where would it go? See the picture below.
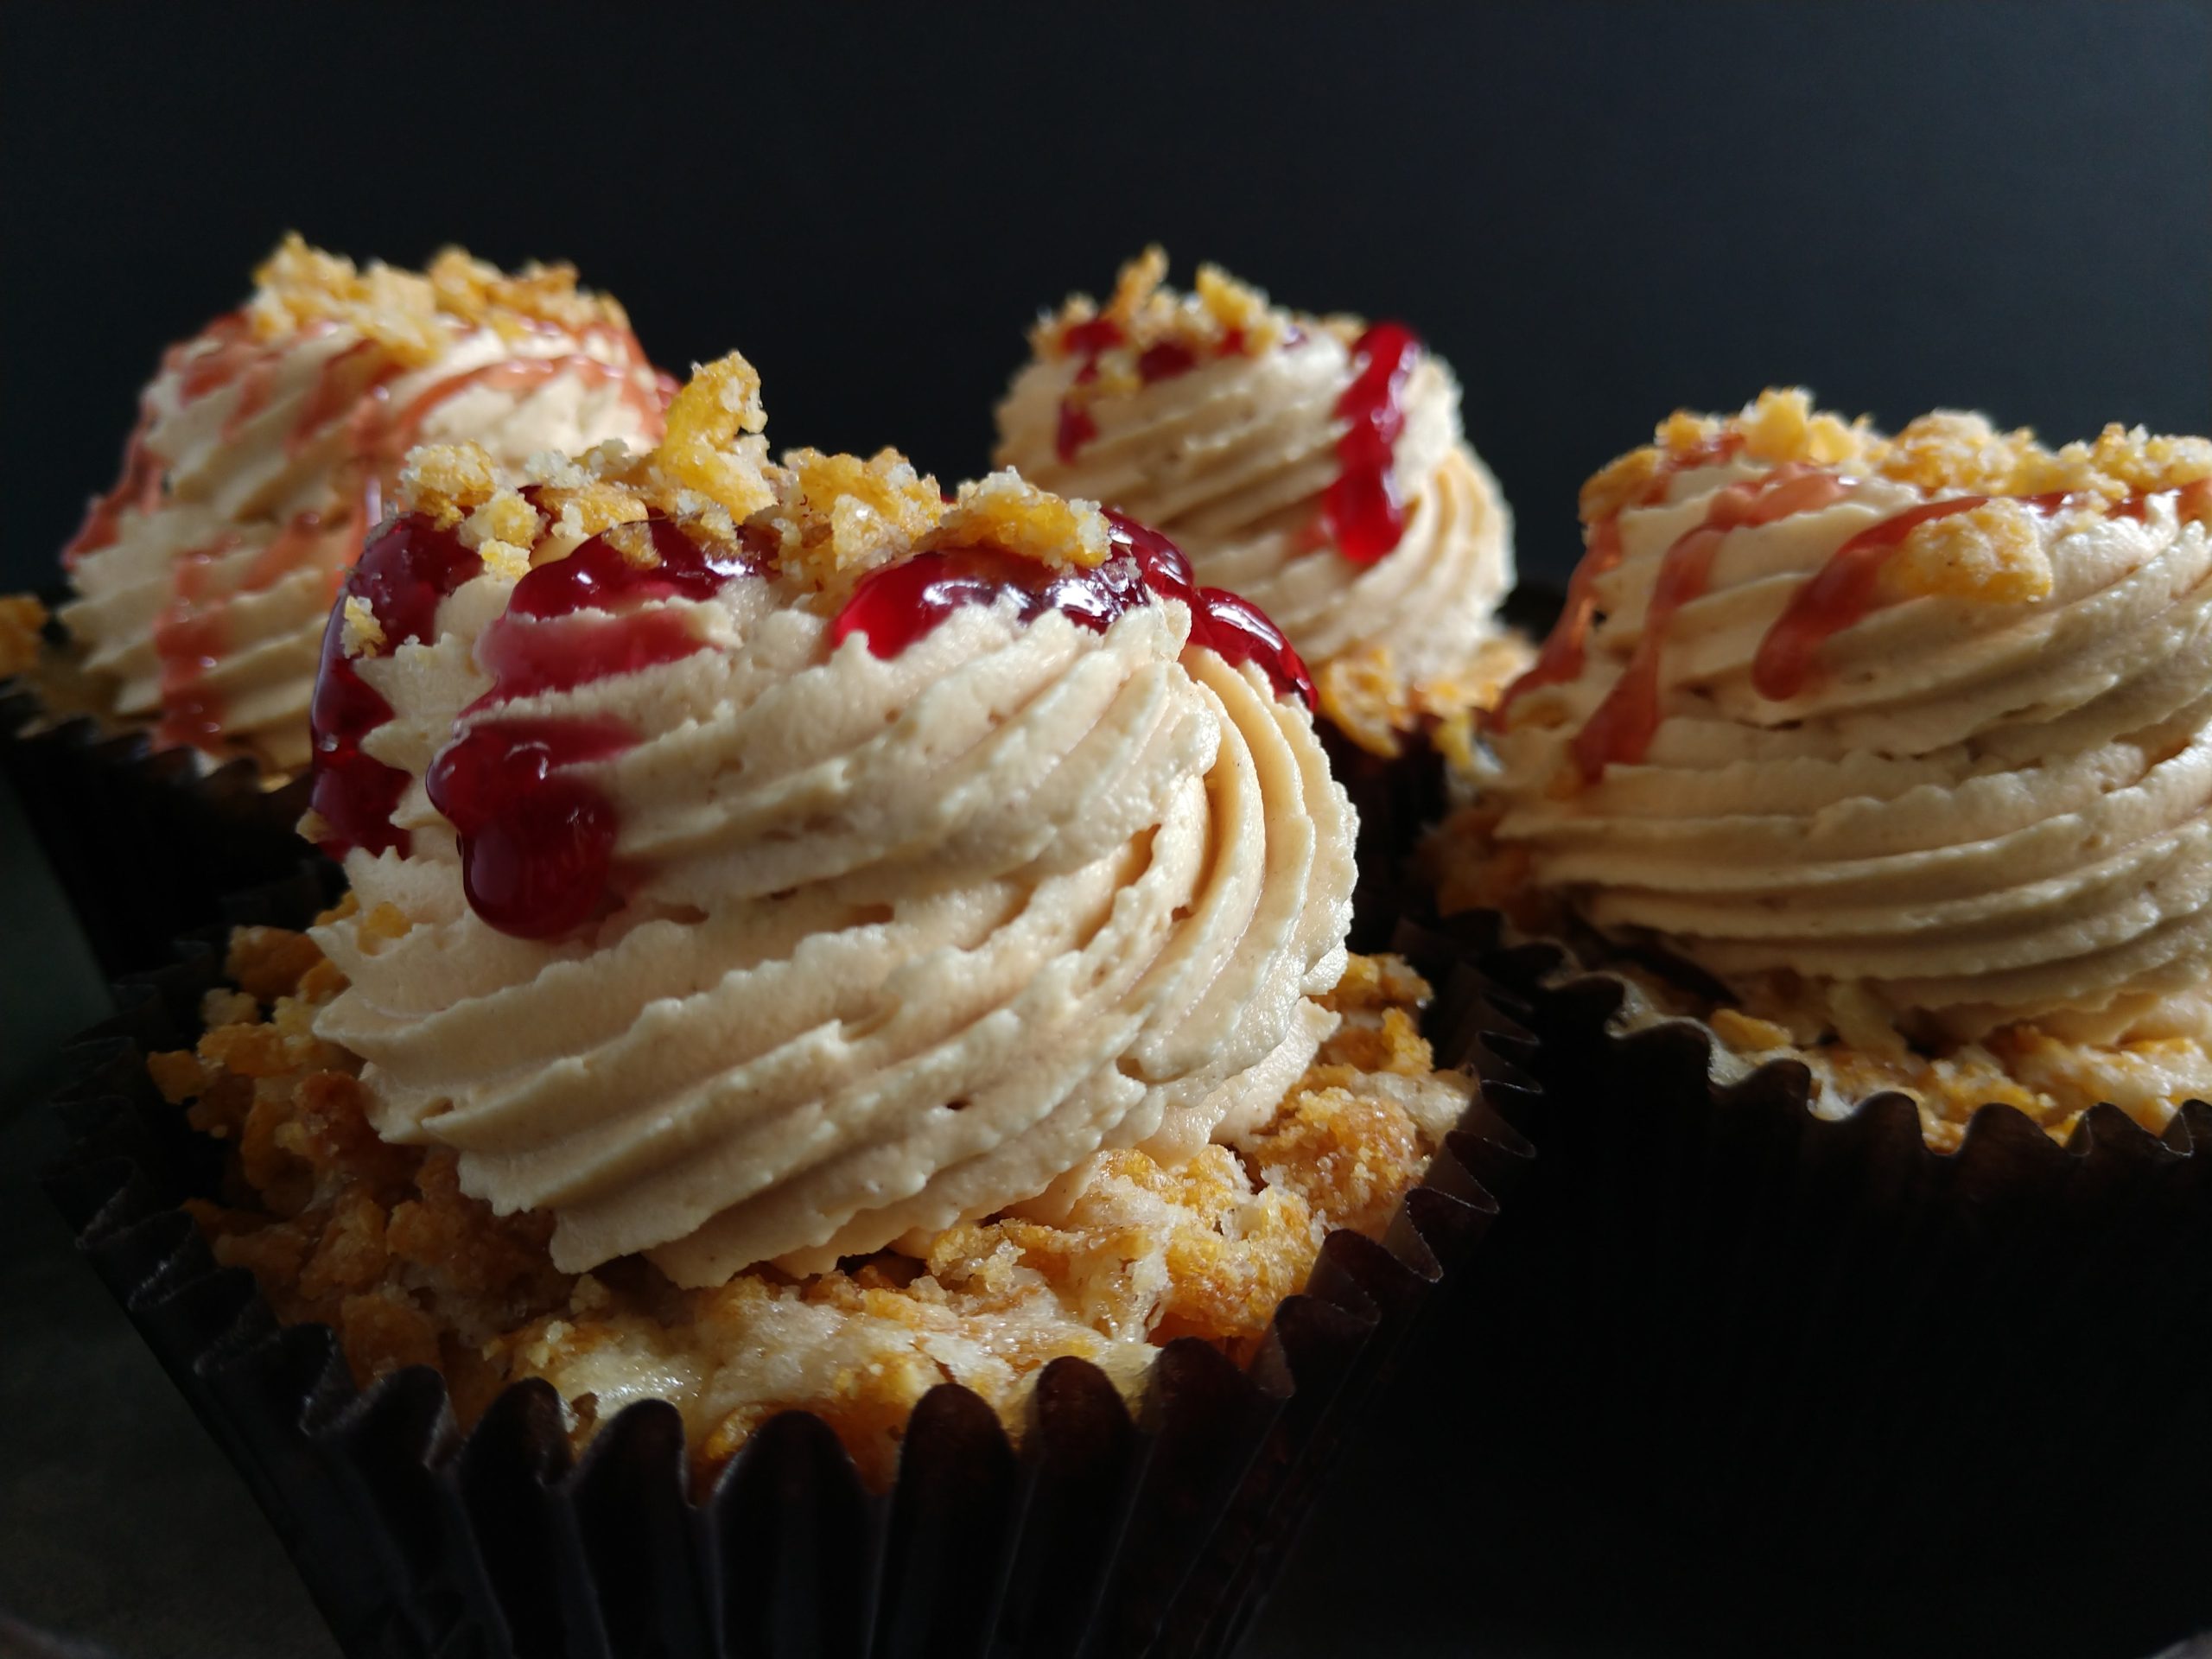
[1583,387,2212,527]
[655,354,775,523]
[339,596,385,658]
[1320,632,1536,760]
[0,593,49,679]
[249,232,631,366]
[1030,247,1306,392]
[759,448,946,589]
[155,922,1466,1486]
[387,354,1118,601]
[925,470,1109,570]
[455,488,543,581]
[1883,498,2053,605]
[397,442,501,526]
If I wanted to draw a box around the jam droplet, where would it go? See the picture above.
[829,509,1313,709]
[426,715,633,938]
[1323,321,1422,565]
[307,513,484,859]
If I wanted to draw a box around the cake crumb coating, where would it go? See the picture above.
[159,917,1471,1488]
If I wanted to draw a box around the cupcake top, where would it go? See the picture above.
[307,353,1355,1287]
[59,234,669,775]
[1486,388,2212,1049]
[995,249,1522,755]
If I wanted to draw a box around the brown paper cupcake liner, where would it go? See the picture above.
[41,867,1536,1659]
[1419,910,2212,1657]
[2,656,315,976]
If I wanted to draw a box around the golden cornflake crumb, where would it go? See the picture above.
[456,489,546,583]
[654,353,775,523]
[1031,248,1301,379]
[339,596,385,658]
[158,927,1461,1487]
[1586,388,2212,526]
[396,442,500,526]
[763,448,947,589]
[1882,498,2053,604]
[0,594,48,678]
[1319,632,1536,760]
[926,470,1109,570]
[249,233,628,365]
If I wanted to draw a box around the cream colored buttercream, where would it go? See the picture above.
[60,237,665,775]
[1487,393,2212,1047]
[311,385,1357,1286]
[993,256,1517,753]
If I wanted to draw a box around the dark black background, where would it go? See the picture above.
[5,1,2208,598]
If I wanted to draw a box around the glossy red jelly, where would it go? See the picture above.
[467,518,747,709]
[1323,321,1421,565]
[830,509,1313,709]
[426,715,633,938]
[511,518,752,616]
[307,513,484,858]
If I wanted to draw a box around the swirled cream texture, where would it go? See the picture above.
[1488,393,2212,1048]
[311,428,1355,1286]
[59,235,666,775]
[994,254,1516,749]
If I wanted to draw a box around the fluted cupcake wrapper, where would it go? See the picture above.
[1417,909,2212,1656]
[41,865,1537,1659]
[2,665,315,976]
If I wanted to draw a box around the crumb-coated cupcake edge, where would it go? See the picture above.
[39,862,1538,1659]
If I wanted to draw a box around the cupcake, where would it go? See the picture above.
[73,353,1513,1652]
[1414,388,2212,1643]
[1441,386,2212,1147]
[55,232,669,779]
[5,235,669,969]
[994,251,1529,927]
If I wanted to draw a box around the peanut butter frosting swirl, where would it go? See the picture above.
[994,250,1520,754]
[60,234,668,775]
[1486,389,2212,1046]
[309,354,1355,1285]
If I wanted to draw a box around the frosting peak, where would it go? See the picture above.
[309,354,1356,1285]
[995,251,1522,756]
[59,234,668,774]
[1487,390,2212,1046]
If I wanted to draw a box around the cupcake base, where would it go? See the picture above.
[43,869,1535,1659]
[1415,912,2212,1656]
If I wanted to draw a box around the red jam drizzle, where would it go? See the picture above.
[307,514,484,858]
[830,509,1314,708]
[425,715,634,938]
[467,518,750,709]
[67,424,162,564]
[83,296,664,755]
[356,353,664,469]
[1493,433,1747,732]
[1516,444,2212,780]
[1322,321,1423,566]
[426,513,755,936]
[1051,317,1248,463]
[1571,463,1850,780]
